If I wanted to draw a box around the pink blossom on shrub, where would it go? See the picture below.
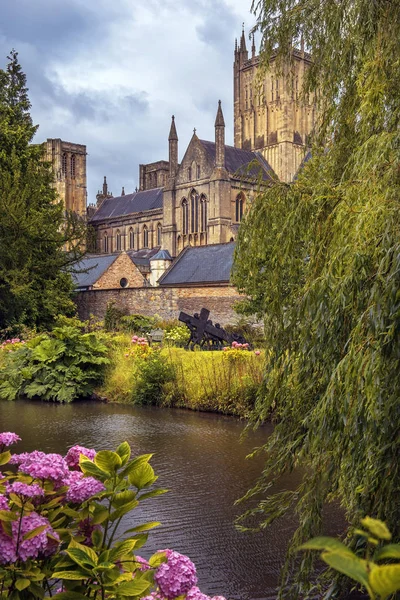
[155,549,197,599]
[11,512,58,561]
[11,451,69,485]
[10,482,44,500]
[186,586,210,600]
[254,350,261,356]
[0,531,17,564]
[0,432,21,449]
[65,445,96,470]
[135,555,150,571]
[0,494,9,510]
[66,475,105,503]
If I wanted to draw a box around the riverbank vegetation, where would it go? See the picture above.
[0,319,265,417]
[233,0,400,597]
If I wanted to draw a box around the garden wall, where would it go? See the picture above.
[75,285,242,325]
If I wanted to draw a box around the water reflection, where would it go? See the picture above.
[0,401,336,600]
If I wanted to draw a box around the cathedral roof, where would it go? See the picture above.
[198,140,275,180]
[158,242,235,286]
[90,187,163,222]
[72,254,118,290]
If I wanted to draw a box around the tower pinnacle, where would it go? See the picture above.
[168,115,178,141]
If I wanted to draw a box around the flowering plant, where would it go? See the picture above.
[0,432,225,600]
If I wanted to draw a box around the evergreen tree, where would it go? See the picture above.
[233,1,400,597]
[0,51,85,332]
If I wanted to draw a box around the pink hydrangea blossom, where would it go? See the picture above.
[10,482,44,500]
[65,445,96,470]
[0,432,21,449]
[0,531,17,564]
[66,476,105,503]
[0,494,9,511]
[186,586,210,600]
[135,555,150,571]
[155,550,197,599]
[11,512,59,561]
[11,451,69,485]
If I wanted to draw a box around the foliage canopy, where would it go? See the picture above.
[0,50,85,333]
[233,1,400,597]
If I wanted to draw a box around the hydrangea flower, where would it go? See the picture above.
[135,555,150,571]
[0,432,21,450]
[66,476,105,503]
[155,550,197,599]
[0,531,17,564]
[10,482,44,500]
[11,512,58,562]
[0,494,9,511]
[11,451,69,485]
[186,586,210,600]
[65,445,96,470]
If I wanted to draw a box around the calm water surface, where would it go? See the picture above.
[0,401,343,600]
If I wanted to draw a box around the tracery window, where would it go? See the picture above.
[116,230,122,252]
[157,223,162,246]
[143,225,148,248]
[104,232,109,253]
[70,154,76,178]
[62,153,67,175]
[129,228,134,250]
[190,190,199,233]
[182,199,188,235]
[235,193,245,222]
[200,195,207,232]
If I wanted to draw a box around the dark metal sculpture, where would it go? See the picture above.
[179,308,249,350]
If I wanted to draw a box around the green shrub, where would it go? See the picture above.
[133,349,175,405]
[163,325,190,347]
[120,314,156,335]
[0,325,109,403]
[104,301,128,331]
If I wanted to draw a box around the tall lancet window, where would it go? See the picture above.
[182,199,188,235]
[70,154,76,177]
[157,223,162,246]
[62,153,67,175]
[142,225,149,248]
[200,195,207,232]
[235,193,245,222]
[116,230,122,251]
[129,228,134,250]
[104,232,109,253]
[190,190,199,233]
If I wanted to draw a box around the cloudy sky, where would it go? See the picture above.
[0,0,258,204]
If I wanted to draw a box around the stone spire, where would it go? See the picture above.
[215,100,225,169]
[121,186,125,196]
[240,23,247,52]
[168,115,178,178]
[103,176,108,197]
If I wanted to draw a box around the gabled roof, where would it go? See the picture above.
[158,243,235,286]
[90,188,163,222]
[126,247,161,266]
[150,249,172,261]
[72,254,118,290]
[199,140,275,180]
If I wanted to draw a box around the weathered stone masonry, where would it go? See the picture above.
[75,285,241,326]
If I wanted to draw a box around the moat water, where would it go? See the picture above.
[0,401,344,600]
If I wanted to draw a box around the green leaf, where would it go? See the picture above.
[109,499,139,522]
[360,517,392,541]
[109,539,138,562]
[112,490,136,508]
[15,579,30,591]
[0,451,11,466]
[116,580,151,596]
[137,488,168,501]
[91,507,109,525]
[92,527,103,548]
[126,521,161,533]
[94,450,122,474]
[116,441,131,465]
[51,570,88,580]
[79,458,109,481]
[369,565,400,598]
[120,454,153,478]
[23,524,48,541]
[0,510,19,521]
[52,593,89,600]
[374,544,400,561]
[66,539,98,568]
[321,552,372,593]
[128,463,156,490]
[299,537,354,555]
[148,551,167,568]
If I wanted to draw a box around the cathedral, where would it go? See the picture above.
[45,28,316,301]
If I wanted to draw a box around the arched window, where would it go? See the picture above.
[190,190,199,233]
[104,232,109,253]
[62,153,67,175]
[116,230,122,251]
[70,154,76,177]
[182,199,188,235]
[197,165,200,179]
[188,167,192,181]
[129,228,134,250]
[143,225,148,248]
[200,195,207,232]
[235,193,245,222]
[157,223,162,246]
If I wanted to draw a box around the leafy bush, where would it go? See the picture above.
[300,517,400,599]
[119,314,156,335]
[163,325,190,347]
[0,325,109,403]
[0,432,226,600]
[104,301,128,331]
[133,348,176,406]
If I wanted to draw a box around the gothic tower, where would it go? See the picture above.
[233,28,316,182]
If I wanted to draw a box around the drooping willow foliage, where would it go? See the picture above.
[233,1,400,597]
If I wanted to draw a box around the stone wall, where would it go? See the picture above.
[75,285,241,326]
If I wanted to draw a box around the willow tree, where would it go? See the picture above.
[233,1,400,597]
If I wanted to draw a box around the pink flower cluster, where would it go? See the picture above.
[65,472,105,503]
[10,451,70,485]
[0,432,21,450]
[10,482,44,500]
[0,512,59,564]
[132,335,148,346]
[0,338,25,353]
[65,445,96,470]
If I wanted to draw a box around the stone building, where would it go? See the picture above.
[43,138,87,217]
[234,29,316,182]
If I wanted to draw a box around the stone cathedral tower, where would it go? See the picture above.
[234,28,316,182]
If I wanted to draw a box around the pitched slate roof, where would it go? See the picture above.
[72,254,118,290]
[90,188,163,222]
[199,140,275,180]
[150,249,172,261]
[158,243,235,286]
[127,247,161,267]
